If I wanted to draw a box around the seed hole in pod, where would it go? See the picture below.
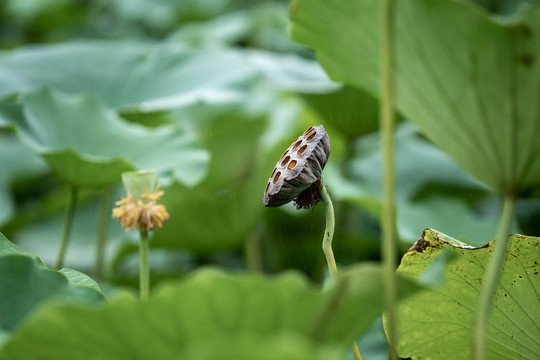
[303,127,315,136]
[306,131,317,141]
[270,167,276,178]
[280,149,289,160]
[292,139,302,150]
[287,160,297,170]
[265,182,270,192]
[281,156,291,167]
[273,171,281,184]
[297,145,308,156]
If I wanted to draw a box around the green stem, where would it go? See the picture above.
[320,185,338,277]
[381,0,398,357]
[473,194,516,359]
[54,186,78,269]
[139,229,150,301]
[94,188,110,278]
[320,184,363,360]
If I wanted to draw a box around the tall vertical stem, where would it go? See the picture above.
[55,186,78,269]
[94,188,110,278]
[380,0,398,358]
[320,184,363,360]
[473,194,516,359]
[139,229,150,301]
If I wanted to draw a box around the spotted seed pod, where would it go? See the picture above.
[263,125,330,207]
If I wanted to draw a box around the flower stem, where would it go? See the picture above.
[94,188,110,278]
[380,0,398,358]
[54,186,78,269]
[139,229,150,301]
[473,194,516,359]
[320,184,363,360]
[320,184,338,277]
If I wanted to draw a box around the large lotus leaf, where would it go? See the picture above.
[244,49,339,93]
[303,85,380,140]
[324,124,498,245]
[290,0,540,193]
[15,88,209,187]
[347,124,484,202]
[397,196,501,246]
[0,233,104,334]
[390,228,540,359]
[0,265,418,360]
[0,42,256,111]
[0,134,49,226]
[175,333,344,360]
[0,41,337,111]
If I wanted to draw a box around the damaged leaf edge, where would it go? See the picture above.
[408,228,490,253]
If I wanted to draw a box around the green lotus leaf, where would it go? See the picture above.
[0,41,337,112]
[303,85,380,140]
[0,134,49,226]
[324,124,497,245]
[290,0,540,193]
[244,49,339,93]
[0,231,41,262]
[0,233,104,335]
[0,264,418,360]
[15,88,209,187]
[176,332,344,360]
[390,228,540,359]
[0,42,256,111]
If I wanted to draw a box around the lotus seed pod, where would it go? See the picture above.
[263,125,330,207]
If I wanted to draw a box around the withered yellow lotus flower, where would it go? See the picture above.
[112,171,169,232]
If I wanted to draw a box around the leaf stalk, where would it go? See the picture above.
[473,194,516,359]
[54,186,78,269]
[320,184,363,360]
[380,0,398,358]
[139,229,150,301]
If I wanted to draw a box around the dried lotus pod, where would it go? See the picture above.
[263,125,330,207]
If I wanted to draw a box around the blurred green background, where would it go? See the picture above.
[1,0,539,291]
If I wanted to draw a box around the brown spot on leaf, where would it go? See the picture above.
[520,24,533,38]
[520,54,534,67]
[290,2,300,17]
